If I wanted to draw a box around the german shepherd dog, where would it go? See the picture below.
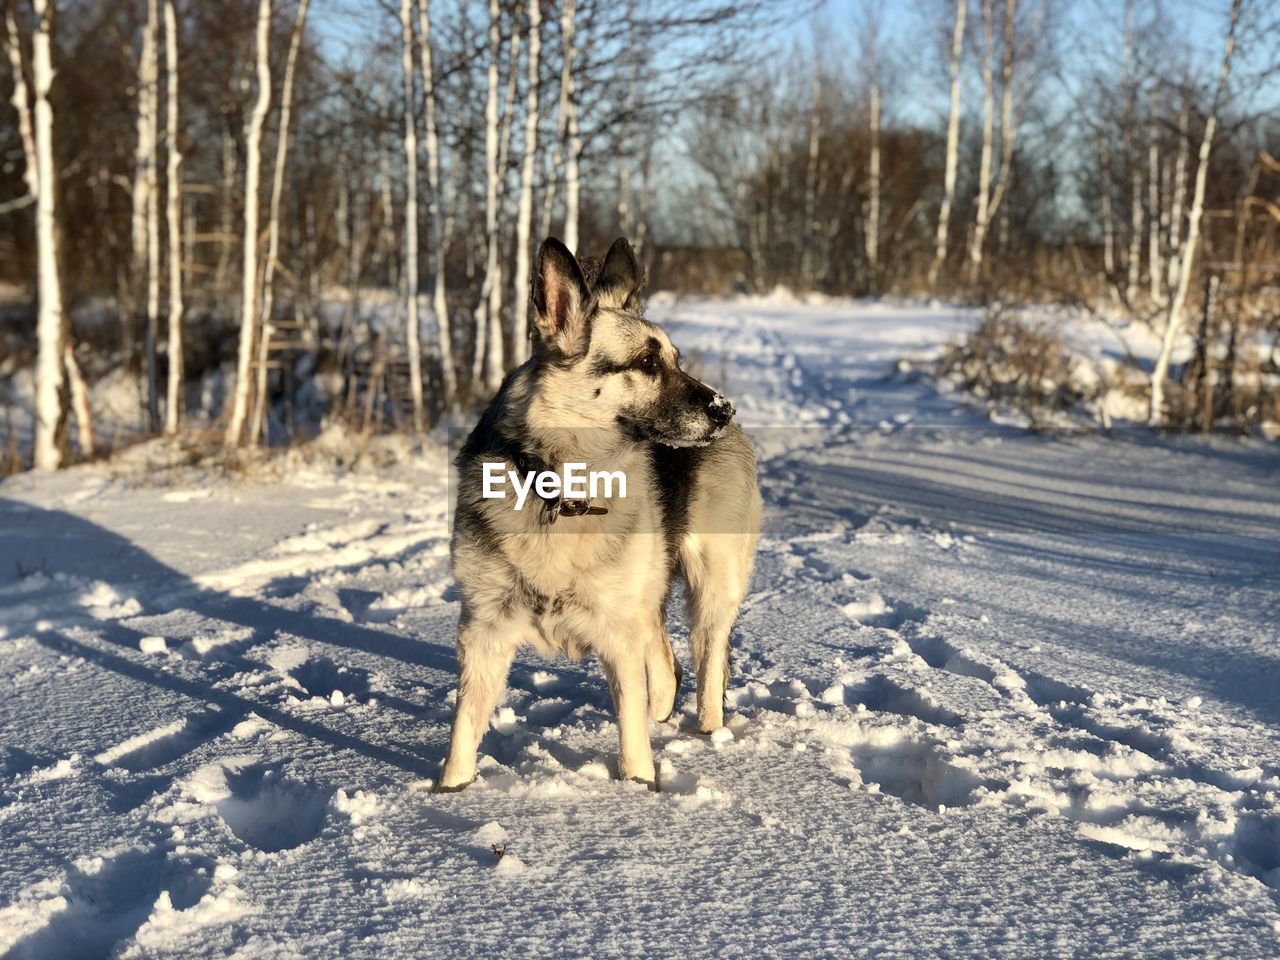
[438,237,761,790]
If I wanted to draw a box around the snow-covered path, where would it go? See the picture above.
[2,297,1279,958]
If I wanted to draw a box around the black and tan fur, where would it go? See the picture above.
[438,237,761,790]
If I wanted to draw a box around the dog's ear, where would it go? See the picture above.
[532,237,591,356]
[595,237,644,311]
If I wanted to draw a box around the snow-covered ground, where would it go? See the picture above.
[2,295,1279,958]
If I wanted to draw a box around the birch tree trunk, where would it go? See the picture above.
[1122,0,1142,304]
[477,1,518,394]
[163,0,183,435]
[64,343,93,456]
[214,113,236,298]
[540,0,574,244]
[377,85,399,298]
[511,0,542,368]
[416,0,455,404]
[1147,105,1163,304]
[1100,136,1116,282]
[1149,0,1241,425]
[985,0,1019,224]
[31,0,64,470]
[473,0,502,389]
[1127,146,1143,302]
[971,0,1019,281]
[865,77,880,286]
[800,66,821,289]
[1165,100,1189,294]
[250,0,311,445]
[132,0,160,431]
[968,0,996,283]
[398,0,425,433]
[4,1,38,200]
[560,0,580,254]
[928,0,967,289]
[225,0,271,445]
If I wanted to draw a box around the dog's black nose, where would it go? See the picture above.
[707,394,734,426]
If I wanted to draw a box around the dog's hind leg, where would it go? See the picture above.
[645,620,682,723]
[598,635,657,785]
[437,621,518,791]
[683,533,755,733]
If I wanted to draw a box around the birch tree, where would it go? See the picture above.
[225,0,272,445]
[214,114,236,298]
[928,0,967,289]
[1147,102,1163,304]
[4,1,37,202]
[31,0,64,469]
[968,0,997,284]
[1098,134,1118,297]
[472,0,503,390]
[163,0,183,435]
[511,0,542,369]
[560,0,581,254]
[398,0,425,433]
[968,0,1020,281]
[862,8,882,286]
[1123,0,1142,304]
[1165,100,1189,295]
[133,0,160,430]
[475,0,518,394]
[250,0,311,444]
[1149,0,1242,425]
[416,0,455,404]
[800,61,822,289]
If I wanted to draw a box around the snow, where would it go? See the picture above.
[2,296,1279,957]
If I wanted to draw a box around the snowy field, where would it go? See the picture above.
[2,296,1279,958]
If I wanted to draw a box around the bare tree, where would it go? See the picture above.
[416,0,455,404]
[560,0,581,253]
[31,0,64,469]
[861,4,883,286]
[163,0,184,435]
[1123,0,1142,304]
[1146,98,1163,304]
[4,0,37,202]
[1165,98,1189,295]
[1149,0,1243,424]
[250,0,312,445]
[473,0,503,392]
[511,0,542,369]
[398,0,425,433]
[969,0,1022,282]
[929,0,967,289]
[799,53,822,290]
[476,0,519,394]
[225,0,272,446]
[133,0,161,431]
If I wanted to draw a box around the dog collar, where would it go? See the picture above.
[548,498,608,523]
[504,446,609,525]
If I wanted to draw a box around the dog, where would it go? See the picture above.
[437,236,761,790]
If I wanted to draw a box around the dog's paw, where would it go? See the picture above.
[432,777,473,794]
[627,775,660,793]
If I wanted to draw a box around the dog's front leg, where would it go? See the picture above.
[437,622,516,791]
[599,639,657,787]
[645,625,682,723]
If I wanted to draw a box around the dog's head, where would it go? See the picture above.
[527,236,735,448]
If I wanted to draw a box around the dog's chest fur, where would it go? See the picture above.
[457,451,675,659]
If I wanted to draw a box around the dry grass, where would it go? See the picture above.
[939,307,1094,431]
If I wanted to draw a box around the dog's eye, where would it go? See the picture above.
[634,352,658,372]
